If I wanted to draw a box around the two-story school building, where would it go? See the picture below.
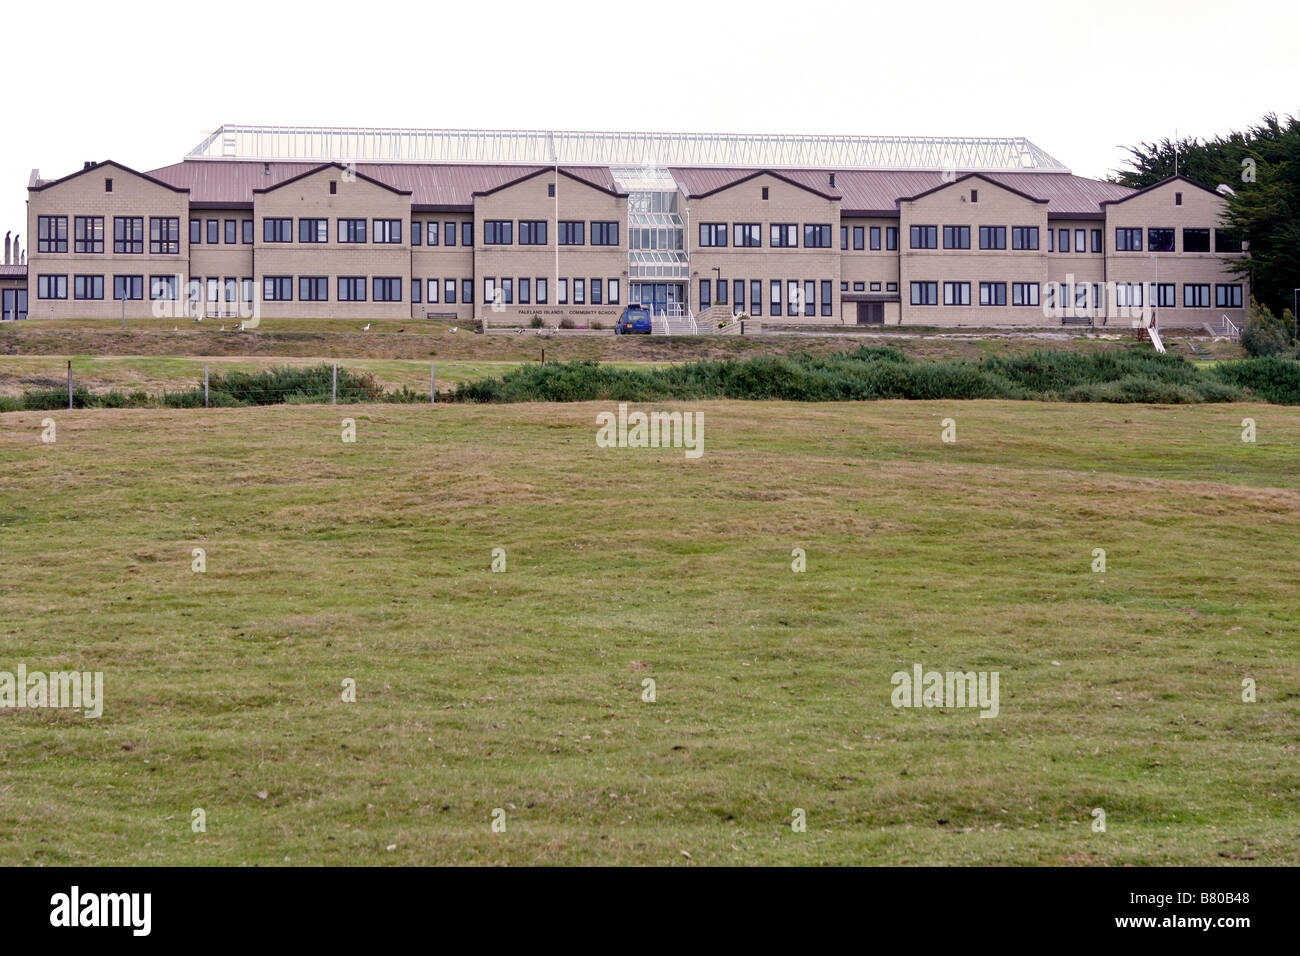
[8,125,1249,329]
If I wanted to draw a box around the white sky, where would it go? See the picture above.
[4,0,1297,247]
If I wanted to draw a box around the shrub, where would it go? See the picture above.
[559,317,576,330]
[1240,298,1293,357]
[1213,355,1300,404]
[530,316,545,329]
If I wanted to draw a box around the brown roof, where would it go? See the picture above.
[146,160,620,211]
[30,159,190,195]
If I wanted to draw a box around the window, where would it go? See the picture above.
[241,278,254,303]
[483,277,496,305]
[74,216,104,254]
[536,278,548,304]
[190,219,202,244]
[494,277,511,304]
[38,216,68,253]
[426,278,439,304]
[841,226,848,250]
[462,223,473,247]
[716,280,727,306]
[770,223,798,248]
[412,279,422,302]
[750,279,761,316]
[412,222,421,246]
[112,275,143,300]
[150,218,180,254]
[374,278,402,301]
[558,279,568,305]
[1058,229,1070,253]
[74,275,103,299]
[609,278,620,305]
[559,221,586,245]
[519,221,547,245]
[338,219,366,243]
[870,226,881,250]
[263,218,293,243]
[734,223,761,247]
[979,282,1007,306]
[886,282,898,292]
[299,219,328,243]
[242,220,253,244]
[105,178,113,192]
[1184,284,1211,308]
[591,222,619,246]
[944,225,971,249]
[444,222,456,246]
[329,181,337,195]
[207,220,219,244]
[461,278,473,303]
[788,280,800,317]
[573,279,585,305]
[820,280,832,317]
[1048,229,1053,252]
[1148,228,1175,252]
[518,278,531,304]
[770,279,781,314]
[299,277,328,301]
[943,281,971,306]
[699,223,727,247]
[1074,229,1086,253]
[977,225,1006,250]
[869,282,880,292]
[1215,229,1243,253]
[37,275,68,299]
[374,220,403,244]
[444,280,456,304]
[337,277,366,302]
[909,225,937,249]
[1215,284,1243,309]
[224,219,237,244]
[1011,282,1039,307]
[804,224,832,248]
[1175,191,1183,206]
[1183,228,1210,252]
[590,279,602,305]
[113,217,143,254]
[548,183,555,198]
[426,222,439,245]
[1115,228,1142,251]
[263,276,293,301]
[1011,226,1038,250]
[1156,283,1176,308]
[1115,283,1144,308]
[1075,284,1092,310]
[733,279,744,311]
[885,227,898,251]
[1091,229,1102,253]
[483,220,513,245]
[761,186,769,200]
[911,281,938,306]
[853,226,864,250]
[150,275,178,300]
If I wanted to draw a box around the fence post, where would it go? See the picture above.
[204,365,210,408]
[332,363,338,405]
[740,320,745,335]
[541,348,545,366]
[67,360,73,410]
[430,363,436,403]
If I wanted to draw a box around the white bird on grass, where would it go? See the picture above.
[449,326,458,333]
[362,323,370,331]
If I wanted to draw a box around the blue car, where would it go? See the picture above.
[615,306,652,334]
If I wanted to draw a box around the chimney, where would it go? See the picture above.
[4,231,9,265]
[829,172,836,188]
[84,160,94,170]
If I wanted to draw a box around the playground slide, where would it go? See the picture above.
[1148,325,1165,354]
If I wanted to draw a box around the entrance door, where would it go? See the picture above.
[856,301,884,325]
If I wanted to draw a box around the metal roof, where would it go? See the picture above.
[188,124,1071,172]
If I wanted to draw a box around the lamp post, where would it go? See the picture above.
[711,266,721,312]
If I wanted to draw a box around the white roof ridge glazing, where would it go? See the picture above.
[187,125,1071,172]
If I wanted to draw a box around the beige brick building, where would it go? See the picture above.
[13,128,1249,330]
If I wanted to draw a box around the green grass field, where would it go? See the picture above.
[1,400,1297,865]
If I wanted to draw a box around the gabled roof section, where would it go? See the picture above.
[29,160,190,194]
[252,162,411,195]
[472,165,625,198]
[897,171,1049,206]
[1099,174,1224,206]
[671,168,840,200]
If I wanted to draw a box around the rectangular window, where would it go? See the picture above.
[263,218,293,243]
[979,282,1007,306]
[788,280,800,317]
[750,279,761,316]
[519,278,531,305]
[483,277,496,305]
[37,274,68,299]
[519,221,547,245]
[559,279,568,305]
[1115,228,1143,251]
[1011,283,1039,307]
[820,280,832,317]
[885,227,898,250]
[1156,283,1176,307]
[803,224,832,248]
[461,223,473,247]
[573,279,585,305]
[483,220,513,245]
[299,277,328,302]
[262,276,293,301]
[841,226,848,250]
[1091,229,1102,253]
[444,222,456,246]
[609,278,619,305]
[207,220,219,245]
[74,216,104,254]
[427,222,439,245]
[190,219,202,244]
[1075,229,1086,253]
[733,223,761,247]
[699,223,727,247]
[337,277,367,302]
[868,282,878,292]
[770,279,781,314]
[112,275,143,300]
[943,225,971,249]
[1058,229,1070,253]
[909,225,937,249]
[733,279,744,311]
[536,278,548,304]
[224,219,237,244]
[1011,226,1038,250]
[149,275,178,300]
[338,219,367,243]
[461,278,473,303]
[502,278,515,305]
[373,277,402,301]
[1148,228,1175,252]
[373,220,403,244]
[113,217,143,254]
[559,221,586,245]
[886,282,898,292]
[591,222,619,246]
[412,279,422,303]
[444,280,456,304]
[426,278,439,304]
[1048,228,1054,252]
[770,223,798,248]
[590,279,602,305]
[1116,283,1144,308]
[150,218,180,254]
[299,219,328,243]
[869,226,881,250]
[1184,284,1211,308]
[38,216,69,253]
[242,220,253,244]
[853,226,864,250]
[943,281,971,306]
[978,225,1006,250]
[910,281,938,305]
[1183,228,1211,253]
[1215,283,1243,308]
[1215,229,1243,253]
[412,222,422,246]
[74,274,104,299]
